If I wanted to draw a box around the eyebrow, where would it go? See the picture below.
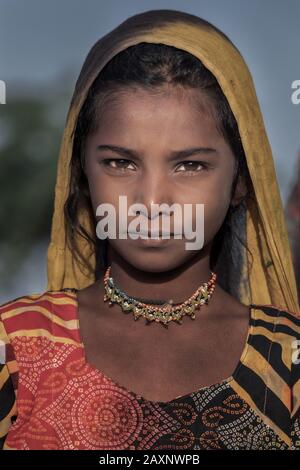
[96,144,217,160]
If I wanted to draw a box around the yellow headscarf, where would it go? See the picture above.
[46,9,299,315]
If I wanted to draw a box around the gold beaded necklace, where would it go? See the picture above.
[103,266,217,328]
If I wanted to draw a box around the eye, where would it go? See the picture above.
[175,161,208,174]
[102,158,136,172]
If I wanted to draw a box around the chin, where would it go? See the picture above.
[118,250,191,274]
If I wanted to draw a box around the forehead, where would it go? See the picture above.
[91,86,221,142]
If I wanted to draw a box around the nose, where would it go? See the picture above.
[133,170,173,220]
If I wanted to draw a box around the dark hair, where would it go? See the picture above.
[65,42,254,297]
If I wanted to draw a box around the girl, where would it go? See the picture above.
[1,9,299,450]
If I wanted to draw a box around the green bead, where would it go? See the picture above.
[122,301,133,311]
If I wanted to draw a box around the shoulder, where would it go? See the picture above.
[235,303,300,442]
[250,303,300,338]
[249,304,300,396]
[0,289,79,340]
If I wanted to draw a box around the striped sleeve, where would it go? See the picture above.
[291,316,300,449]
[0,307,18,450]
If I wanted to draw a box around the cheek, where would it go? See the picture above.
[87,176,118,220]
[202,175,233,237]
[204,197,229,232]
[184,168,233,237]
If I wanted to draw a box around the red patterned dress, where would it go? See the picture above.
[0,290,300,450]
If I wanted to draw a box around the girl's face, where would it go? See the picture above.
[84,86,240,273]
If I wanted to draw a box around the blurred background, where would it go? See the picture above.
[0,0,299,303]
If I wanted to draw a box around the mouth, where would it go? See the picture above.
[128,230,175,237]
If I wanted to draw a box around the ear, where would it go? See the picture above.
[230,174,248,207]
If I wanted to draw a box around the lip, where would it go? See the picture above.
[130,236,173,245]
[128,231,175,237]
[127,230,176,245]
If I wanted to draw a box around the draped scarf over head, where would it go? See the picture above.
[46,9,299,315]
